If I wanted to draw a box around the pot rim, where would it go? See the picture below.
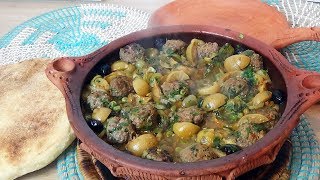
[47,25,320,177]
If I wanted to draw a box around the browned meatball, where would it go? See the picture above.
[250,53,263,71]
[86,88,111,110]
[236,122,265,148]
[161,82,180,96]
[197,42,219,59]
[176,106,204,125]
[162,39,186,54]
[128,103,158,130]
[142,147,173,162]
[221,77,249,99]
[119,43,145,63]
[179,144,218,162]
[161,81,188,98]
[106,116,134,144]
[109,76,133,97]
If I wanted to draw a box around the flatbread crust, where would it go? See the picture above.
[0,59,75,180]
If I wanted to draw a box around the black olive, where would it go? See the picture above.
[100,64,111,76]
[219,144,242,155]
[154,37,166,49]
[271,89,286,104]
[235,44,246,54]
[87,119,104,134]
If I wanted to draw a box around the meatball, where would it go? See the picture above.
[250,53,263,71]
[119,43,145,63]
[162,39,186,54]
[128,103,158,130]
[221,77,249,99]
[236,122,265,148]
[109,76,133,97]
[161,81,188,98]
[176,106,204,125]
[86,88,111,110]
[179,144,218,162]
[106,116,134,144]
[197,42,219,59]
[142,147,173,162]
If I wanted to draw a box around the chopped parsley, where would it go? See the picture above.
[166,48,175,56]
[213,137,221,148]
[253,124,267,132]
[119,122,129,127]
[241,50,254,56]
[242,67,256,87]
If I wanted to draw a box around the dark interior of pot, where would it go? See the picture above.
[81,31,288,164]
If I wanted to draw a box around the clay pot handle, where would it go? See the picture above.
[299,70,320,103]
[45,57,77,93]
[298,69,320,99]
[281,68,320,123]
[45,48,106,92]
[272,27,320,49]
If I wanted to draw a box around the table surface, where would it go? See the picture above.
[0,1,319,179]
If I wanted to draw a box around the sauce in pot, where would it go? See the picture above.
[81,38,284,162]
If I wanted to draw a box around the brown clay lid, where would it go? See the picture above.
[148,0,320,49]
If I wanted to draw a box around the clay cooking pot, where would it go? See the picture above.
[46,25,320,179]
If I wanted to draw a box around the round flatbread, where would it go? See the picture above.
[0,59,75,180]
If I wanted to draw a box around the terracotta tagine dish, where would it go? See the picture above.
[46,25,320,179]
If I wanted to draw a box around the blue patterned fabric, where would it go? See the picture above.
[0,2,319,180]
[0,4,149,64]
[290,117,320,179]
[57,142,83,180]
[284,41,320,72]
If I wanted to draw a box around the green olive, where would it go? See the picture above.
[252,91,272,105]
[196,129,215,146]
[186,39,204,65]
[111,60,129,71]
[173,122,200,139]
[248,91,272,109]
[126,134,158,156]
[151,83,162,103]
[133,78,150,96]
[182,95,197,107]
[125,64,136,73]
[237,114,269,125]
[92,107,111,123]
[104,71,127,83]
[90,75,109,91]
[224,54,250,72]
[198,82,220,96]
[202,93,227,111]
